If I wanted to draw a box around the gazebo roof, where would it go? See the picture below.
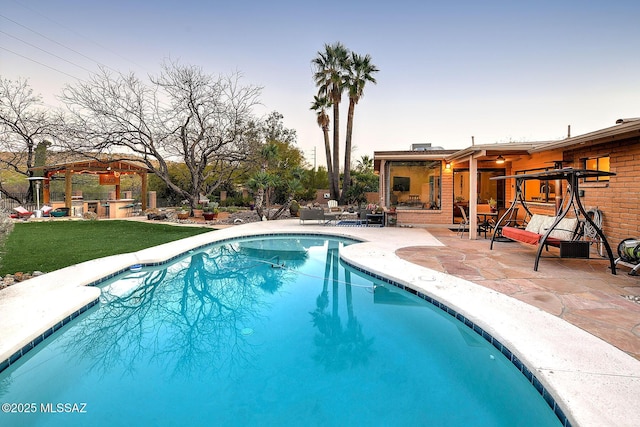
[31,159,150,176]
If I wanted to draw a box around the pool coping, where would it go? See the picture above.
[0,219,638,426]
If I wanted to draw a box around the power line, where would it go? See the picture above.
[9,1,149,73]
[0,8,188,112]
[0,45,82,80]
[0,29,95,75]
[0,12,118,75]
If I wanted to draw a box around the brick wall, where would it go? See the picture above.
[396,209,451,225]
[563,136,640,246]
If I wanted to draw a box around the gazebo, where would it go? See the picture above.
[31,159,150,218]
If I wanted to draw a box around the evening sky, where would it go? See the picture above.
[2,0,639,167]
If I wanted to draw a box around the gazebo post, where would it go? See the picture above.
[43,174,51,205]
[140,171,148,211]
[65,169,72,209]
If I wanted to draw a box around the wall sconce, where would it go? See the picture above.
[444,162,451,170]
[495,155,505,164]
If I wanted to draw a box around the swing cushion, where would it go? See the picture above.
[546,217,579,241]
[524,214,550,234]
[506,215,579,245]
[503,226,541,245]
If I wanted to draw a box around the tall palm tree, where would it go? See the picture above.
[312,42,349,200]
[310,95,335,199]
[342,53,378,202]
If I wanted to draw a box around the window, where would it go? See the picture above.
[584,156,610,182]
[453,169,505,207]
[516,167,556,203]
[388,161,441,209]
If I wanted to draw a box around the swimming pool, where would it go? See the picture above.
[0,235,561,426]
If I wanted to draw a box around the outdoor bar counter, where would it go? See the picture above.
[50,199,137,218]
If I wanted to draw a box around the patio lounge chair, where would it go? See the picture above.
[11,206,33,219]
[41,205,53,217]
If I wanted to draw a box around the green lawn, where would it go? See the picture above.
[0,220,214,275]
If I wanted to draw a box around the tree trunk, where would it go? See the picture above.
[323,125,334,200]
[254,187,265,219]
[332,99,340,200]
[342,99,356,204]
[270,195,293,220]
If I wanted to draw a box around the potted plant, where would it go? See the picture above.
[488,198,498,212]
[177,205,190,220]
[203,202,219,220]
[192,204,204,218]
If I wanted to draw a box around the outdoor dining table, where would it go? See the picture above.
[477,212,498,238]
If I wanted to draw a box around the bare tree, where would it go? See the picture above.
[61,62,262,208]
[0,77,62,204]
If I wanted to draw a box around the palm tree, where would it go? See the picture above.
[312,42,349,200]
[342,53,378,202]
[356,154,374,173]
[310,95,335,199]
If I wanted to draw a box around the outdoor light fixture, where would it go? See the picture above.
[445,162,451,170]
[495,155,505,164]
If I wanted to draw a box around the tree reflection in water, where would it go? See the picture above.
[310,240,374,371]
[62,241,307,378]
[15,235,372,387]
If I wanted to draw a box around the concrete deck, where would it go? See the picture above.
[0,219,639,426]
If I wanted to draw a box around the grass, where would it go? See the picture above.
[0,220,214,275]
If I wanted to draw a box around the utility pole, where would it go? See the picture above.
[306,147,317,171]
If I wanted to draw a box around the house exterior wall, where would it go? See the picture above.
[508,137,640,246]
[563,136,640,246]
[394,163,454,226]
[375,128,640,246]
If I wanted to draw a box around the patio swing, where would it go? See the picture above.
[489,168,617,274]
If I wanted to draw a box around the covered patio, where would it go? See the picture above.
[443,143,538,239]
[32,159,150,218]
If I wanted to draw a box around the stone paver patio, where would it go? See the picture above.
[397,226,640,360]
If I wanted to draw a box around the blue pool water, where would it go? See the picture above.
[0,235,561,426]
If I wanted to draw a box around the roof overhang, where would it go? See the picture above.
[529,118,640,153]
[445,143,543,162]
[374,118,640,167]
[373,150,459,161]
